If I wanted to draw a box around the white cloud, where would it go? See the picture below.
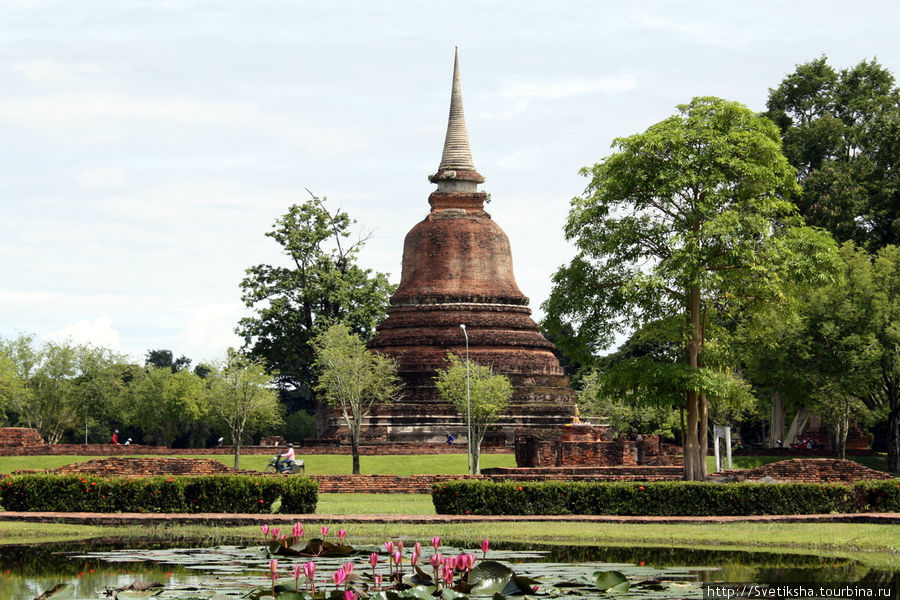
[49,317,123,351]
[10,59,104,84]
[501,77,637,99]
[74,167,128,189]
[177,303,245,363]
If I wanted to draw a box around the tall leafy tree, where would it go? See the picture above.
[434,354,512,475]
[311,323,400,474]
[237,193,395,436]
[786,243,899,468]
[208,350,282,469]
[126,367,208,447]
[766,57,900,250]
[544,97,839,480]
[0,335,128,443]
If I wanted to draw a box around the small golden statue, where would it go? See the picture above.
[572,404,581,424]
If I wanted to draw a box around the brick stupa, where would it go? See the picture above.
[357,50,575,443]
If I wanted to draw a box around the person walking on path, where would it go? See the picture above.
[110,430,119,445]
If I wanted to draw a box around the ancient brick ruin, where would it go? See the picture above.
[360,51,575,443]
[514,424,680,468]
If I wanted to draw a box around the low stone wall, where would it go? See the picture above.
[715,458,892,483]
[0,441,510,457]
[0,427,44,447]
[49,457,257,477]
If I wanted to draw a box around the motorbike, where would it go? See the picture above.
[265,456,305,474]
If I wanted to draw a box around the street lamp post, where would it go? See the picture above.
[460,323,472,475]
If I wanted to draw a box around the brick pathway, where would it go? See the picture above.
[1,511,898,525]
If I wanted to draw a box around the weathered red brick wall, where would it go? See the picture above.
[45,457,256,477]
[516,431,679,468]
[715,459,892,483]
[0,441,511,457]
[0,428,44,447]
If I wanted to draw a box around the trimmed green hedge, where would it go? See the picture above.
[431,479,900,516]
[0,474,318,513]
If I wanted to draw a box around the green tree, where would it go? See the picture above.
[0,336,128,444]
[766,57,900,250]
[788,243,899,468]
[544,97,839,480]
[126,367,208,447]
[434,353,513,475]
[237,193,395,436]
[208,350,282,469]
[311,323,400,474]
[145,349,192,373]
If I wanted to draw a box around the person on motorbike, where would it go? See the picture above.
[276,443,295,472]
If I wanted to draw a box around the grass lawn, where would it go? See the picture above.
[1,452,889,475]
[0,453,518,475]
[0,520,897,569]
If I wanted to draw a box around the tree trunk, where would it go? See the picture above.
[699,392,709,479]
[351,424,361,475]
[233,443,241,470]
[834,405,849,461]
[472,428,483,475]
[770,390,785,448]
[888,393,899,474]
[683,285,705,481]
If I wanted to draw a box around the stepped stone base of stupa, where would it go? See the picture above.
[323,372,575,444]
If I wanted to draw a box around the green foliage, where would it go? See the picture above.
[789,243,900,468]
[434,354,513,474]
[766,57,900,250]
[208,350,283,469]
[577,371,680,438]
[237,193,395,402]
[544,96,840,479]
[126,366,210,447]
[431,479,900,516]
[0,335,129,444]
[312,323,401,474]
[0,474,317,514]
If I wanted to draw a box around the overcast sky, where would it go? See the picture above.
[2,1,898,364]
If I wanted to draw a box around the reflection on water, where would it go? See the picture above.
[0,539,896,599]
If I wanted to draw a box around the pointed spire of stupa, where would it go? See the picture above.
[430,48,484,190]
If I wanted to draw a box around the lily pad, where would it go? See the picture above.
[593,571,629,594]
[469,561,515,596]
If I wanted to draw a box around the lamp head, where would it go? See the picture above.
[460,324,466,330]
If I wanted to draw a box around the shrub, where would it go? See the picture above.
[431,479,900,516]
[0,474,318,514]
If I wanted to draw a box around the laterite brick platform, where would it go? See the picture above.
[715,458,893,483]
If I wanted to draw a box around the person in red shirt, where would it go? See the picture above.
[110,430,119,445]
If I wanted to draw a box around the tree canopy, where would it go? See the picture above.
[434,353,512,475]
[311,323,400,474]
[545,96,839,480]
[237,193,395,435]
[766,57,900,250]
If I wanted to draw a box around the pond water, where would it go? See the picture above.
[0,539,896,599]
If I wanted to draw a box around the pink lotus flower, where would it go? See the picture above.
[480,539,490,556]
[292,522,304,538]
[431,536,441,550]
[261,524,270,536]
[441,564,455,585]
[338,529,347,541]
[455,554,467,570]
[429,553,442,569]
[466,554,476,570]
[374,574,383,589]
[344,590,356,600]
[303,561,316,579]
[369,553,379,568]
[393,550,402,565]
[342,562,354,576]
[384,540,395,554]
[293,564,303,593]
[443,556,455,569]
[397,541,404,552]
[332,568,347,586]
[268,558,278,579]
[414,542,422,555]
[410,552,420,567]
[321,526,329,538]
[271,527,280,539]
